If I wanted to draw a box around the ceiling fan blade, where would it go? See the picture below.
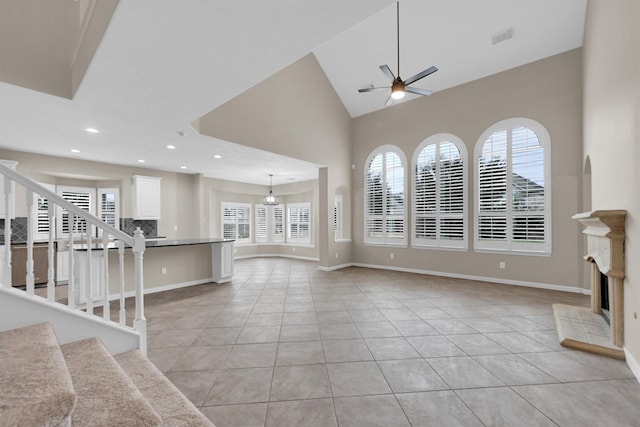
[384,95,393,106]
[379,64,396,80]
[404,66,438,86]
[405,86,433,96]
[358,86,391,93]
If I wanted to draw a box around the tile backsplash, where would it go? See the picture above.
[0,217,28,243]
[120,218,158,237]
[0,217,158,242]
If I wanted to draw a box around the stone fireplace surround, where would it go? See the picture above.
[553,210,626,359]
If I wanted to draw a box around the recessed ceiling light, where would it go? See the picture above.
[214,154,222,159]
[137,159,145,163]
[85,127,99,134]
[180,166,187,169]
[166,145,176,150]
[70,149,80,153]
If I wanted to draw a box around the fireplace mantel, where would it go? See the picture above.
[569,209,627,349]
[572,210,626,279]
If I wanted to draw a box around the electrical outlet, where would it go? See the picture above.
[293,247,296,252]
[173,225,178,231]
[335,252,339,259]
[499,261,506,269]
[390,253,395,259]
[161,267,167,275]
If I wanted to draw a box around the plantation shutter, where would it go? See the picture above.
[33,183,56,241]
[273,206,284,243]
[511,127,545,242]
[287,203,311,244]
[56,187,95,238]
[255,206,267,243]
[475,119,549,254]
[439,142,464,242]
[222,205,237,240]
[413,139,466,249]
[478,130,508,243]
[385,152,404,240]
[221,203,251,243]
[97,188,120,234]
[364,147,406,246]
[334,195,344,241]
[365,154,384,240]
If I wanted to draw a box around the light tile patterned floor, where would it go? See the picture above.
[138,258,640,426]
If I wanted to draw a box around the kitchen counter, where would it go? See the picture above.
[69,237,235,251]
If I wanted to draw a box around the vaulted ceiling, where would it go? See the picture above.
[0,0,586,185]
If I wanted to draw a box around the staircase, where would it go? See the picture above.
[0,323,214,426]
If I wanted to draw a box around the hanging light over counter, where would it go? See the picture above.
[263,174,280,206]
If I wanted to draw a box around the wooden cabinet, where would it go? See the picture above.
[11,243,50,286]
[0,160,18,219]
[132,175,161,220]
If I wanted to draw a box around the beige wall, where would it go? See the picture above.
[198,176,320,260]
[582,1,640,370]
[352,49,584,289]
[197,53,353,268]
[0,0,118,99]
[0,148,197,240]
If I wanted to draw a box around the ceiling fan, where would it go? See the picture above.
[358,1,438,105]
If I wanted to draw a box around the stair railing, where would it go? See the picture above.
[0,163,147,354]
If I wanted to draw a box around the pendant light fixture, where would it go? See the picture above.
[263,174,280,206]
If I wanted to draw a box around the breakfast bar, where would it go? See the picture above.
[70,238,234,307]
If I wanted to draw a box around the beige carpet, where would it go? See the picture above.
[0,323,76,427]
[61,338,162,426]
[116,349,215,426]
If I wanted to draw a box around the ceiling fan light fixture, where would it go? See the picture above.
[391,79,406,99]
[263,174,280,206]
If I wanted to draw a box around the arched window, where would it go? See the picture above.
[413,134,467,249]
[474,118,551,254]
[364,145,407,246]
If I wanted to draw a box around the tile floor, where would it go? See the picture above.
[138,258,640,427]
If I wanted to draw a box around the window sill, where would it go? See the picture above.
[334,239,352,243]
[411,244,468,252]
[474,247,551,257]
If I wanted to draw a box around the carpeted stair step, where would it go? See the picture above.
[115,349,215,426]
[61,337,161,426]
[0,323,76,427]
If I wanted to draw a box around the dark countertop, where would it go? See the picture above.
[4,238,234,249]
[143,238,234,248]
[65,237,234,251]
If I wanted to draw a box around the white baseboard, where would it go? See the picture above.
[350,262,590,295]
[318,263,355,272]
[624,347,640,383]
[235,253,319,262]
[109,277,217,301]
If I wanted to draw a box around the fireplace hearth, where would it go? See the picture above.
[552,210,626,359]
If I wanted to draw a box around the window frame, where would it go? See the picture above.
[412,134,468,250]
[255,204,284,244]
[221,202,252,245]
[364,145,408,247]
[286,202,312,246]
[473,118,552,255]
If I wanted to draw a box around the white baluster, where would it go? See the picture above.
[25,190,34,294]
[118,240,126,326]
[133,227,147,355]
[85,226,93,315]
[47,200,55,301]
[67,213,75,309]
[3,177,12,287]
[102,232,110,321]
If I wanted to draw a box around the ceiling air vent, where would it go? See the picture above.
[491,27,515,45]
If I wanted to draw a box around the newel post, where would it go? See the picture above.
[132,227,147,355]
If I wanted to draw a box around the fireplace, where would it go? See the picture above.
[552,210,626,359]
